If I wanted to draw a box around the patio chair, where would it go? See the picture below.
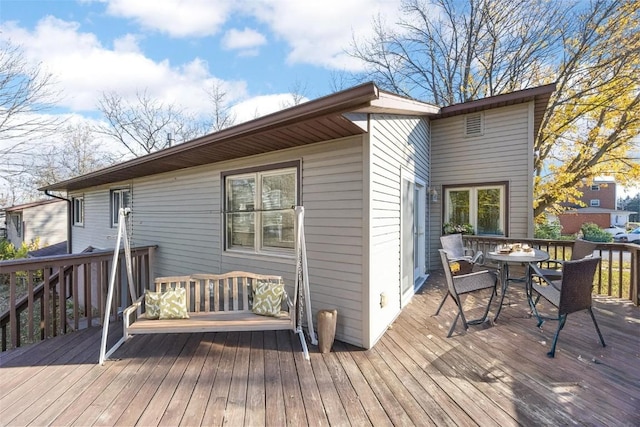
[438,249,498,338]
[529,256,605,358]
[533,239,596,281]
[435,234,487,315]
[440,233,484,264]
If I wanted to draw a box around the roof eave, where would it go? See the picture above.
[40,82,382,192]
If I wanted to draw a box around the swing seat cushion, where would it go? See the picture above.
[252,281,285,317]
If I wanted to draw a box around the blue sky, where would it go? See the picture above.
[0,0,405,123]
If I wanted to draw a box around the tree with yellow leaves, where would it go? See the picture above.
[350,0,639,220]
[534,0,640,218]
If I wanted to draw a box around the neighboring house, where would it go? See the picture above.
[3,199,68,249]
[41,82,554,349]
[558,179,633,233]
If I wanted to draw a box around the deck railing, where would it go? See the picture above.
[0,245,156,351]
[462,236,639,305]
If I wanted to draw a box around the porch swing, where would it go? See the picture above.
[99,206,317,365]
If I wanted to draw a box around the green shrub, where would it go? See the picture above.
[581,223,613,242]
[534,221,562,239]
[0,238,39,260]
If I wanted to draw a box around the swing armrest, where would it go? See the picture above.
[283,290,294,311]
[123,295,144,320]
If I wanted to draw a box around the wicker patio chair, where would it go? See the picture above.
[438,249,498,337]
[435,234,487,315]
[529,256,605,357]
[533,239,596,281]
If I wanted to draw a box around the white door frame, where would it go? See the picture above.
[400,169,426,307]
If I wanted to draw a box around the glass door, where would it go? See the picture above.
[401,172,426,306]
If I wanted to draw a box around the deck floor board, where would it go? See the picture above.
[1,272,638,426]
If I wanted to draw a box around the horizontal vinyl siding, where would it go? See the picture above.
[71,190,115,252]
[429,103,533,268]
[70,136,366,347]
[368,115,430,347]
[301,138,365,346]
[22,201,67,247]
[132,169,220,277]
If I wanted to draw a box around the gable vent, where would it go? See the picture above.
[465,113,484,137]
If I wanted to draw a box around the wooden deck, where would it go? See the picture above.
[1,272,639,426]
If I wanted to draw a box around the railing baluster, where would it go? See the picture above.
[59,268,66,335]
[462,236,635,305]
[1,246,156,351]
[10,272,18,349]
[43,268,51,339]
[86,262,92,328]
[27,270,34,342]
[72,264,79,331]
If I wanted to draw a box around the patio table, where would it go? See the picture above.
[486,247,549,321]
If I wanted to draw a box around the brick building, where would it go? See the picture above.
[558,180,632,234]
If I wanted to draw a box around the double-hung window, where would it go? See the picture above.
[72,196,84,226]
[224,163,298,254]
[444,182,507,235]
[111,188,131,227]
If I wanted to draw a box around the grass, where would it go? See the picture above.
[597,259,631,300]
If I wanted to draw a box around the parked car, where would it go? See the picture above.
[613,227,640,243]
[603,226,625,237]
[626,222,640,231]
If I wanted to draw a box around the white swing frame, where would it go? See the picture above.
[99,206,316,365]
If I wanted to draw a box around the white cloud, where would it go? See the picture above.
[245,0,403,71]
[113,33,142,53]
[105,0,235,38]
[0,0,407,127]
[230,93,301,124]
[0,16,247,115]
[222,27,267,51]
[101,0,404,70]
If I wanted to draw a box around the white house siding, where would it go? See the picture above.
[70,136,367,347]
[367,114,430,348]
[71,189,120,252]
[9,200,67,248]
[429,102,534,268]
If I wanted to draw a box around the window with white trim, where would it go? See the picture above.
[444,183,507,235]
[110,188,131,227]
[590,199,600,207]
[224,164,298,254]
[591,184,600,191]
[72,196,84,226]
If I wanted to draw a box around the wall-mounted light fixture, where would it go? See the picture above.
[428,187,439,202]
[427,187,438,202]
